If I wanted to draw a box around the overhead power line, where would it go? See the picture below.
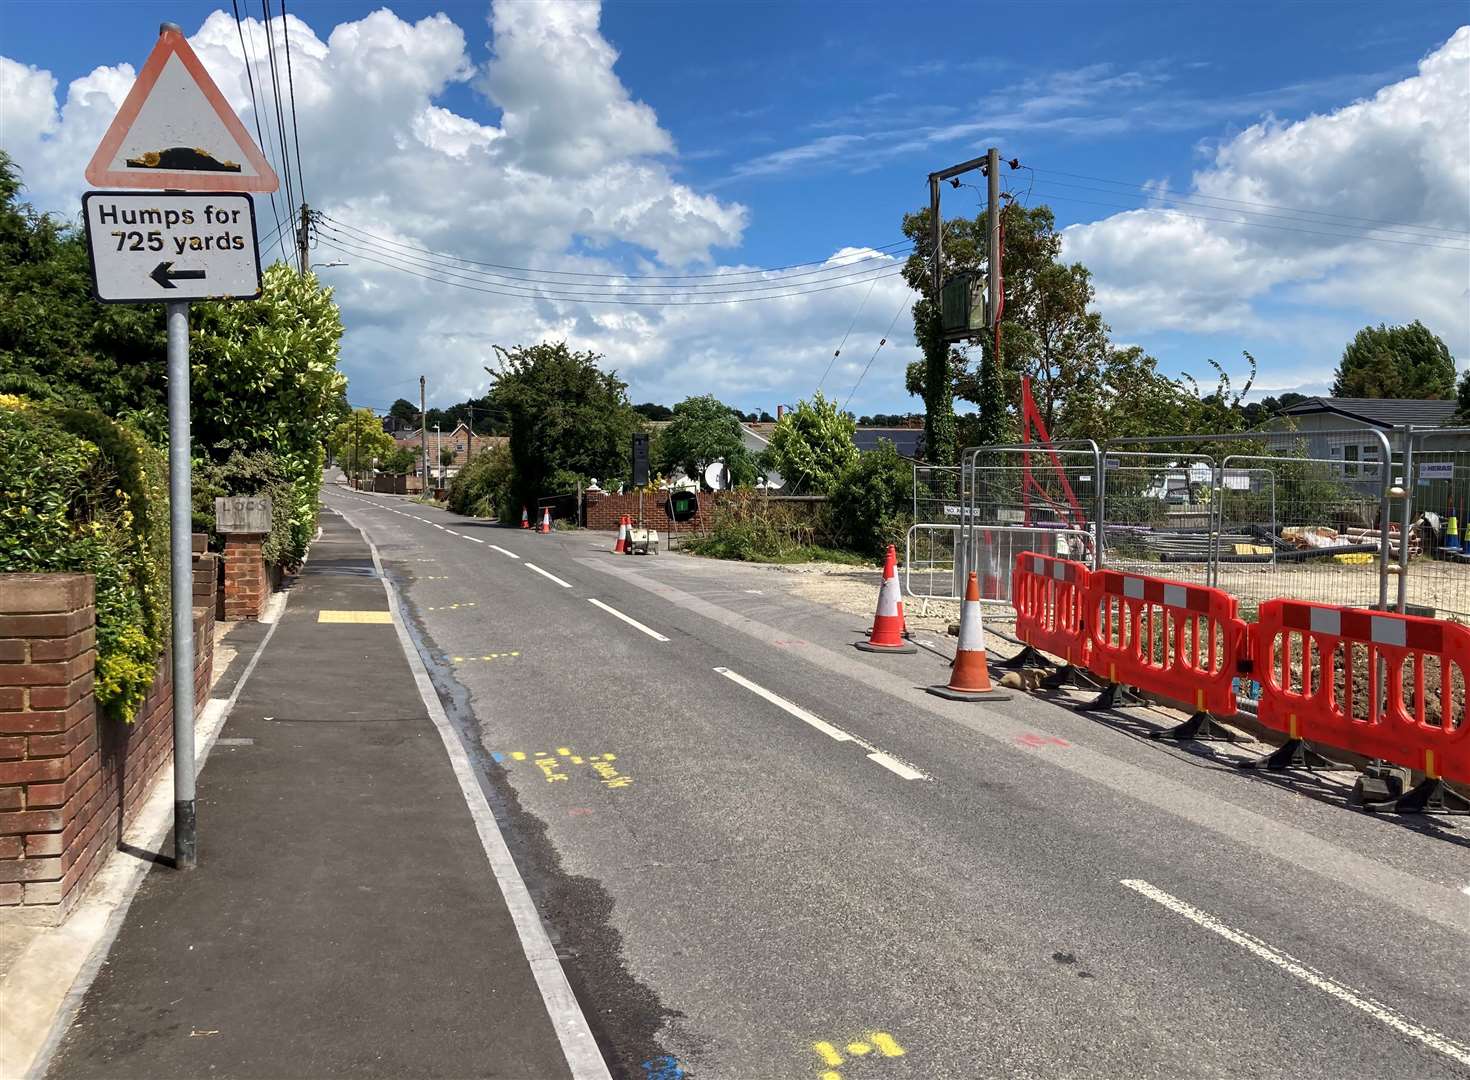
[317,213,911,282]
[312,232,911,306]
[259,0,298,270]
[315,220,911,296]
[279,0,307,211]
[843,298,909,410]
[232,0,289,266]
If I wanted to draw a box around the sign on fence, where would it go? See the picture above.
[1418,462,1455,482]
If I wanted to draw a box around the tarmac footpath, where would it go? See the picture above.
[43,512,600,1080]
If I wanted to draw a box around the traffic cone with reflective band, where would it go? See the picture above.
[613,516,628,553]
[855,545,916,654]
[1446,507,1461,553]
[927,572,1011,701]
[520,506,530,529]
[539,508,552,534]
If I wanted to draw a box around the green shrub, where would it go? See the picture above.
[828,440,913,557]
[447,444,514,519]
[0,395,169,722]
[193,450,303,569]
[684,498,865,564]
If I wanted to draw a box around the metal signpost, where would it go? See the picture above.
[80,23,279,869]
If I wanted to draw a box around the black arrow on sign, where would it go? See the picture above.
[150,261,207,289]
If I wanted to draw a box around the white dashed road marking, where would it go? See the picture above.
[1121,878,1470,1068]
[525,563,572,588]
[490,545,520,559]
[587,598,669,642]
[713,667,929,780]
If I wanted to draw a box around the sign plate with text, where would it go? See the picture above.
[82,191,261,304]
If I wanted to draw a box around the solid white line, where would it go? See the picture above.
[588,598,669,642]
[1121,879,1470,1068]
[490,545,520,559]
[867,752,926,780]
[337,506,612,1080]
[465,536,484,544]
[525,562,572,588]
[714,667,850,741]
[446,530,462,537]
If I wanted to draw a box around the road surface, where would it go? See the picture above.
[325,483,1470,1080]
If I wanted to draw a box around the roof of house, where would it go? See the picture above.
[1276,396,1460,429]
[854,427,924,458]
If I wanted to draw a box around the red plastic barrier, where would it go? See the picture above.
[1011,552,1092,668]
[1085,569,1246,716]
[1254,600,1469,784]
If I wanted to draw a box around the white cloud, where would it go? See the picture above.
[1063,26,1470,381]
[0,2,912,416]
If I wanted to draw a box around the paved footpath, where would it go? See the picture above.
[45,513,594,1079]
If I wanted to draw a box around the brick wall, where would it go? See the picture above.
[584,490,744,536]
[222,533,267,620]
[0,560,215,920]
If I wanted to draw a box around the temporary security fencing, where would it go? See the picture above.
[1007,553,1468,812]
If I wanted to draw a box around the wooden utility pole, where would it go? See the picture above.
[296,203,310,275]
[420,375,429,494]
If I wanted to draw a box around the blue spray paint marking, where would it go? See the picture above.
[491,752,506,763]
[641,1055,685,1078]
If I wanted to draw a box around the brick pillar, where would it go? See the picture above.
[0,574,99,914]
[222,533,268,620]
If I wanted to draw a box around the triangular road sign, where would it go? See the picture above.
[85,24,279,193]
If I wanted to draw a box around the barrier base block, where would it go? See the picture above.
[995,645,1049,672]
[1075,681,1141,713]
[1039,664,1100,692]
[1361,777,1470,815]
[1151,710,1240,743]
[1236,738,1349,772]
[926,684,1013,702]
[854,639,918,655]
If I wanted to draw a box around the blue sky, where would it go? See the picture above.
[4,1,1468,415]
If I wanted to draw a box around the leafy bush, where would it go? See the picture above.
[765,392,858,494]
[447,444,514,518]
[828,440,913,557]
[684,498,864,564]
[0,396,169,722]
[192,450,303,569]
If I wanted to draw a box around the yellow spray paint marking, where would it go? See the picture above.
[451,652,521,663]
[317,610,392,624]
[811,1032,904,1078]
[496,749,632,789]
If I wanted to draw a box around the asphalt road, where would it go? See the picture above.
[325,483,1470,1080]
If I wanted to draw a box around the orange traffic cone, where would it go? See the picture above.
[539,508,552,534]
[613,516,628,553]
[520,506,530,529]
[928,572,1011,700]
[855,545,917,654]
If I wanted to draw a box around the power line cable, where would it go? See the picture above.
[259,0,298,269]
[843,298,909,410]
[315,223,910,297]
[279,0,307,210]
[1029,166,1470,241]
[817,273,879,394]
[313,233,910,306]
[317,213,911,281]
[232,0,290,266]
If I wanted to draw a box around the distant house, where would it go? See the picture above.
[391,422,505,483]
[1262,396,1466,491]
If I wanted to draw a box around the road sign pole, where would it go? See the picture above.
[166,299,198,870]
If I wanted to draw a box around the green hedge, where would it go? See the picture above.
[0,395,169,721]
[447,444,514,519]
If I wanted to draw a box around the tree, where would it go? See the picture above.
[486,341,640,508]
[440,446,456,467]
[900,205,974,464]
[0,152,168,437]
[1332,321,1455,399]
[633,401,673,421]
[655,395,755,488]
[765,392,858,495]
[382,446,418,474]
[330,408,394,478]
[828,440,912,556]
[389,398,419,425]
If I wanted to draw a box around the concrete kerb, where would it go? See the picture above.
[329,504,613,1080]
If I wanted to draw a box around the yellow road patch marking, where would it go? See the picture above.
[496,748,631,788]
[811,1032,904,1078]
[317,610,392,624]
